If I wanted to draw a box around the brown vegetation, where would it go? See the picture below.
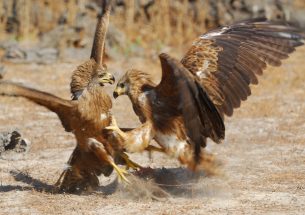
[1,0,304,52]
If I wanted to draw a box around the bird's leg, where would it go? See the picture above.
[107,118,155,154]
[88,138,130,183]
[54,161,74,188]
[54,169,67,187]
[105,116,127,139]
[145,145,165,159]
[146,145,165,153]
[109,160,130,183]
[120,152,143,170]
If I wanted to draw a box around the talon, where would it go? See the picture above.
[105,117,128,139]
[110,161,130,183]
[105,126,117,131]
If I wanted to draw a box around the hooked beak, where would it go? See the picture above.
[113,86,126,99]
[99,72,115,85]
[113,91,119,99]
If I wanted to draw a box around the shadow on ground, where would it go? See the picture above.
[0,170,55,193]
[1,167,208,200]
[111,167,212,201]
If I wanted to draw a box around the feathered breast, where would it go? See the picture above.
[77,86,112,129]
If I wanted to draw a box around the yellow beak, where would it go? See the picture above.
[99,72,115,85]
[113,86,126,99]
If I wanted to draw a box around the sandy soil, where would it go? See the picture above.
[0,46,305,215]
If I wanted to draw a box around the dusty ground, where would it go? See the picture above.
[0,46,305,215]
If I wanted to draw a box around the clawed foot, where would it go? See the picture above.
[110,161,130,183]
[105,117,127,139]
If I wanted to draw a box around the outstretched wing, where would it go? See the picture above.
[70,6,111,100]
[181,18,304,116]
[0,81,75,131]
[155,53,225,162]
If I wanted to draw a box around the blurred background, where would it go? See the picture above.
[0,0,305,65]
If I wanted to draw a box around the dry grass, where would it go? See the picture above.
[0,0,208,48]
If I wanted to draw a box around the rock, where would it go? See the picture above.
[35,48,58,64]
[2,43,58,64]
[0,131,30,159]
[5,45,26,61]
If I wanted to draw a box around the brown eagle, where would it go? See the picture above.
[0,7,138,192]
[109,18,304,173]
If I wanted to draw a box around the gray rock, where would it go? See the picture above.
[35,48,58,64]
[0,131,30,159]
[5,45,26,61]
[3,43,58,64]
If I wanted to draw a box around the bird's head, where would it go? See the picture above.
[113,69,153,99]
[92,67,115,86]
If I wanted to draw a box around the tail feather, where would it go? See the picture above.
[0,81,74,131]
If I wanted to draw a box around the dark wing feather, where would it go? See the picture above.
[90,5,110,65]
[70,6,111,100]
[181,18,304,116]
[0,81,75,131]
[156,53,225,162]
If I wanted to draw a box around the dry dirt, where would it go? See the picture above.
[0,46,305,215]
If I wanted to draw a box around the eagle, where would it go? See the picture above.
[108,18,304,173]
[0,7,138,192]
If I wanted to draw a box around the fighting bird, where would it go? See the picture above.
[109,18,304,173]
[0,7,138,192]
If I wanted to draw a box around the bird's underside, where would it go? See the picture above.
[110,18,304,174]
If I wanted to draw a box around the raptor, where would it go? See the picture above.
[0,7,138,192]
[109,18,304,173]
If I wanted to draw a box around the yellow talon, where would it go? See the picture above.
[105,124,127,139]
[105,125,117,131]
[110,161,130,183]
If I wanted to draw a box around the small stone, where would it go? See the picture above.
[0,131,30,159]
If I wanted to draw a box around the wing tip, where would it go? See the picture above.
[159,53,170,60]
[159,53,184,73]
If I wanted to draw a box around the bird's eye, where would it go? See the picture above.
[119,83,124,88]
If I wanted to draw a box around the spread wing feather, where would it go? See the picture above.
[156,53,225,162]
[0,81,75,131]
[181,18,304,116]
